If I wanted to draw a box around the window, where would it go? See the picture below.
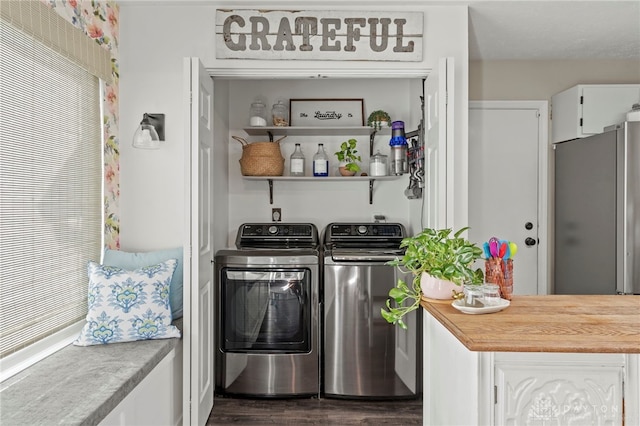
[0,5,105,366]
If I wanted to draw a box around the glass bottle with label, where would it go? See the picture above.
[313,143,329,177]
[290,143,305,176]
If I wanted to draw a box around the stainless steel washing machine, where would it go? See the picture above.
[322,222,421,399]
[214,223,320,397]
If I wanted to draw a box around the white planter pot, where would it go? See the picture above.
[338,162,356,176]
[420,272,460,300]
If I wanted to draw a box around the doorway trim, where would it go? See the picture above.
[469,100,549,295]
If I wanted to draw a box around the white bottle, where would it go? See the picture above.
[290,143,305,176]
[312,143,329,177]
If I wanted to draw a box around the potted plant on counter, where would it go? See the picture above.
[381,227,484,329]
[334,138,362,176]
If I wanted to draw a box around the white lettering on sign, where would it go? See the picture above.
[216,10,423,61]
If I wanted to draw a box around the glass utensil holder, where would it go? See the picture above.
[485,258,513,300]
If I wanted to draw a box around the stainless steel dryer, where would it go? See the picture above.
[215,223,320,397]
[322,222,421,399]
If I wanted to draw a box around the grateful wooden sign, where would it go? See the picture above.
[216,9,423,61]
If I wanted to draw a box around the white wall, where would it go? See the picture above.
[470,59,640,101]
[224,78,416,244]
[119,3,217,251]
[118,1,468,250]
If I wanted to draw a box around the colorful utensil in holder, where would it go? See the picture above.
[484,236,515,300]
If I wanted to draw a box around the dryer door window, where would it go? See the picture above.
[220,268,311,353]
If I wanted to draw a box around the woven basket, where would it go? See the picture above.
[232,135,285,176]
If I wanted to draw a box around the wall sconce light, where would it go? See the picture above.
[132,113,165,149]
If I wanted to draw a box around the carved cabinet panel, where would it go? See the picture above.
[495,362,624,425]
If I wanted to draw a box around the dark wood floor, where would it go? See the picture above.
[208,396,422,425]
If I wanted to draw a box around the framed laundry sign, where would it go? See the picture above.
[289,99,364,127]
[216,10,423,61]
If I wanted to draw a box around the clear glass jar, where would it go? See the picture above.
[249,101,267,127]
[312,144,329,177]
[463,284,484,307]
[272,100,289,127]
[369,150,388,176]
[290,143,305,176]
[482,283,501,305]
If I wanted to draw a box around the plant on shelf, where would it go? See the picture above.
[381,227,484,329]
[367,110,392,131]
[334,138,362,176]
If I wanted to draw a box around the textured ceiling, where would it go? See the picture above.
[468,0,640,60]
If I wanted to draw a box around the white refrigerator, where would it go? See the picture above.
[553,120,639,294]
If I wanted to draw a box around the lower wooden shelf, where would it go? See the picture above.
[242,175,401,204]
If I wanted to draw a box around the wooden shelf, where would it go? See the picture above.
[243,175,398,182]
[243,126,385,137]
[244,126,391,136]
[243,175,401,204]
[241,126,397,203]
[243,126,391,154]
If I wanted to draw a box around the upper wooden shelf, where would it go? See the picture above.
[243,126,391,137]
[242,175,400,182]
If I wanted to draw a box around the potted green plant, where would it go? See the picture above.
[367,110,391,131]
[381,227,484,329]
[334,138,362,176]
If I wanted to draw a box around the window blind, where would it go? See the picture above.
[0,19,102,358]
[0,0,112,83]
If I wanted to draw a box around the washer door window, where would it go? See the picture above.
[221,268,311,353]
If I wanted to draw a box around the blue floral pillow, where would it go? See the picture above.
[103,247,184,319]
[74,259,181,346]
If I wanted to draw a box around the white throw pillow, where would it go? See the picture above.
[74,259,181,346]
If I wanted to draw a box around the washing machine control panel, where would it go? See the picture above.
[241,223,315,237]
[326,223,406,240]
[236,223,319,249]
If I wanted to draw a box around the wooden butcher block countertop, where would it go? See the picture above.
[420,295,640,353]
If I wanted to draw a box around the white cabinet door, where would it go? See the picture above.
[100,348,181,426]
[495,354,625,425]
[183,57,215,426]
[551,84,640,143]
[582,86,640,135]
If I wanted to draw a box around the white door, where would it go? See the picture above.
[468,101,548,295]
[183,57,215,426]
[392,58,453,395]
[421,57,455,423]
[423,57,454,230]
[394,267,417,392]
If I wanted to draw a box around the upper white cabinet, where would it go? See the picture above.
[551,84,640,143]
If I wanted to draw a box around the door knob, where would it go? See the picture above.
[525,237,537,246]
[525,222,533,230]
